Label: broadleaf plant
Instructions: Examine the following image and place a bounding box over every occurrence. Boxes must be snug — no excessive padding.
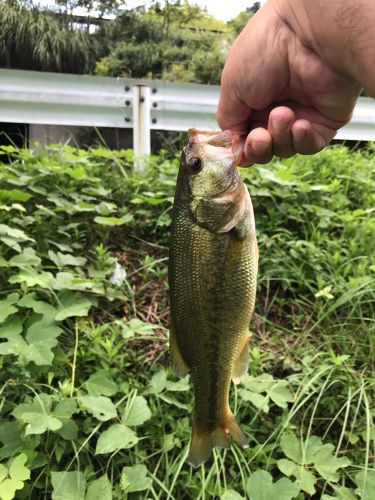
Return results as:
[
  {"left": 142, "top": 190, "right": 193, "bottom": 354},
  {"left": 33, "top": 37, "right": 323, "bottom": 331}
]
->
[{"left": 278, "top": 433, "right": 351, "bottom": 495}]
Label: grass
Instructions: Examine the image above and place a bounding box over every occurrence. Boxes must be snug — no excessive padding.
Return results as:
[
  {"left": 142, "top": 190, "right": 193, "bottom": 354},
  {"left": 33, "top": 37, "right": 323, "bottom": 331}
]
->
[{"left": 0, "top": 143, "right": 373, "bottom": 499}]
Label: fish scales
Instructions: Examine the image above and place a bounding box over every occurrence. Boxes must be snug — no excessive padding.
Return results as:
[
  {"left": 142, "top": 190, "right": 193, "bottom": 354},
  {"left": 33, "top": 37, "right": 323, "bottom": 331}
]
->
[{"left": 169, "top": 129, "right": 258, "bottom": 466}]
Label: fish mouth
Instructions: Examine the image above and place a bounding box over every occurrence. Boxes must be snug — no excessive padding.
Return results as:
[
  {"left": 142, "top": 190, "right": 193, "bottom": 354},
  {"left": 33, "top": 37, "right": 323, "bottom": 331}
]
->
[
  {"left": 188, "top": 129, "right": 233, "bottom": 148},
  {"left": 187, "top": 129, "right": 245, "bottom": 166}
]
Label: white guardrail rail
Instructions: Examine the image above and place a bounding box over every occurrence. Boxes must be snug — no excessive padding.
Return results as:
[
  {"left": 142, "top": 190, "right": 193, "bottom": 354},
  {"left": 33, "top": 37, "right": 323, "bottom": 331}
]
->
[{"left": 0, "top": 68, "right": 375, "bottom": 158}]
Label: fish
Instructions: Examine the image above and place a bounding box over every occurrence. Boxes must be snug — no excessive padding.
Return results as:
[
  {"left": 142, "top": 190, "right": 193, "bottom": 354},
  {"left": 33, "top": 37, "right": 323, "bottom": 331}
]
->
[{"left": 168, "top": 128, "right": 258, "bottom": 467}]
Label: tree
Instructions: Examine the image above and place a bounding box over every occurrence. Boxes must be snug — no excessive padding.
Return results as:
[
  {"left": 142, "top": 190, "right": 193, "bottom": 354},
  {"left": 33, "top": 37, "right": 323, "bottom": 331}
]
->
[
  {"left": 190, "top": 48, "right": 226, "bottom": 85},
  {"left": 56, "top": 0, "right": 121, "bottom": 18},
  {"left": 150, "top": 0, "right": 202, "bottom": 37},
  {"left": 227, "top": 9, "right": 254, "bottom": 36},
  {"left": 0, "top": 0, "right": 229, "bottom": 83},
  {"left": 0, "top": 1, "right": 93, "bottom": 73},
  {"left": 95, "top": 3, "right": 228, "bottom": 84}
]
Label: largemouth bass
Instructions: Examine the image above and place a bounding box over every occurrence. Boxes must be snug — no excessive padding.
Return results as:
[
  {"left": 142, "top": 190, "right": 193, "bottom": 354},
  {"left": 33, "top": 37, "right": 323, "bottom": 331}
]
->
[{"left": 168, "top": 129, "right": 258, "bottom": 467}]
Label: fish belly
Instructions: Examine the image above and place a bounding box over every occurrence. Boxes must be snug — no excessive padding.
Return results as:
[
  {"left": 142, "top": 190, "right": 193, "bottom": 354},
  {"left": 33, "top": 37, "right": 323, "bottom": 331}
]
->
[{"left": 169, "top": 201, "right": 257, "bottom": 466}]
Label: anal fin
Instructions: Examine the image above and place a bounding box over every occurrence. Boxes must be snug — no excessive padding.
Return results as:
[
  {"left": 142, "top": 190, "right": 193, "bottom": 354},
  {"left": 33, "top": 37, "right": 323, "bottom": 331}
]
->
[
  {"left": 169, "top": 320, "right": 189, "bottom": 378},
  {"left": 232, "top": 333, "right": 251, "bottom": 385}
]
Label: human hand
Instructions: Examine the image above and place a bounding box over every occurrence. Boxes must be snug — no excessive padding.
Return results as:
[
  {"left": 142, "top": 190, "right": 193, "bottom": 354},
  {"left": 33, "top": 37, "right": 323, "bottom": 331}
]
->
[{"left": 217, "top": 0, "right": 362, "bottom": 165}]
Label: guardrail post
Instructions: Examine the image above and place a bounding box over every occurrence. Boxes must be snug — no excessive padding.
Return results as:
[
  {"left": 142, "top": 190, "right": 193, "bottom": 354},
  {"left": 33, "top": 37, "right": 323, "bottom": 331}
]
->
[{"left": 133, "top": 85, "right": 151, "bottom": 170}]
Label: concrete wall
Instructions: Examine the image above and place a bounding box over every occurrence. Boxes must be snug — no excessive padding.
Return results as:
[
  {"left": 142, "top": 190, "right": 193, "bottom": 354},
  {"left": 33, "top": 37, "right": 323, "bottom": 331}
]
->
[
  {"left": 29, "top": 124, "right": 78, "bottom": 148},
  {"left": 28, "top": 124, "right": 133, "bottom": 150}
]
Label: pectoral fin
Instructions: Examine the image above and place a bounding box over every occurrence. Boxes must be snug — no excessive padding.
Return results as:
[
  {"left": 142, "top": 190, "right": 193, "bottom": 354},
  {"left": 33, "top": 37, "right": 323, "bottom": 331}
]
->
[
  {"left": 232, "top": 333, "right": 251, "bottom": 385},
  {"left": 169, "top": 321, "right": 189, "bottom": 378}
]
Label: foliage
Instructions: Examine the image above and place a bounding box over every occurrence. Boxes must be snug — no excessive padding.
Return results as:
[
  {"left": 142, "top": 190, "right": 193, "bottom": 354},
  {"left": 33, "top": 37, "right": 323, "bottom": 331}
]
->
[
  {"left": 96, "top": 7, "right": 226, "bottom": 83},
  {"left": 227, "top": 10, "right": 253, "bottom": 36},
  {"left": 0, "top": 1, "right": 93, "bottom": 73},
  {"left": 56, "top": 0, "right": 120, "bottom": 18},
  {"left": 95, "top": 7, "right": 227, "bottom": 83},
  {"left": 0, "top": 454, "right": 30, "bottom": 500},
  {"left": 1, "top": 0, "right": 243, "bottom": 83},
  {"left": 149, "top": 0, "right": 206, "bottom": 34},
  {"left": 0, "top": 143, "right": 374, "bottom": 498}
]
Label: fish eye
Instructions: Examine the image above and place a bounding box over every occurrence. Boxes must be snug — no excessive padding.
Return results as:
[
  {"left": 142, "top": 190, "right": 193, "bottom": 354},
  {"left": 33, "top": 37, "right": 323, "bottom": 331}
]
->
[{"left": 188, "top": 157, "right": 203, "bottom": 174}]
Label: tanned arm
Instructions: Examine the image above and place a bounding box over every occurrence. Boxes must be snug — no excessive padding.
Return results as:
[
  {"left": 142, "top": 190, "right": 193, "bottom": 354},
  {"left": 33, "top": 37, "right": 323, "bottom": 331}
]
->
[{"left": 217, "top": 0, "right": 374, "bottom": 164}]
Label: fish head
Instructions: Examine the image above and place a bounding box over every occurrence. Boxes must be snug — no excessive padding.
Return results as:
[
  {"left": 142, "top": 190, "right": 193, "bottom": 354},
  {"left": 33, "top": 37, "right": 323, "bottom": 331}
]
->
[
  {"left": 181, "top": 129, "right": 243, "bottom": 199},
  {"left": 177, "top": 129, "right": 249, "bottom": 234}
]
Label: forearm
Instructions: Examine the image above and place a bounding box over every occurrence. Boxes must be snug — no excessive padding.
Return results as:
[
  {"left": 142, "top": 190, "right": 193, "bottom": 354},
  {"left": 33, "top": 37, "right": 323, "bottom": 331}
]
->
[{"left": 273, "top": 0, "right": 375, "bottom": 97}]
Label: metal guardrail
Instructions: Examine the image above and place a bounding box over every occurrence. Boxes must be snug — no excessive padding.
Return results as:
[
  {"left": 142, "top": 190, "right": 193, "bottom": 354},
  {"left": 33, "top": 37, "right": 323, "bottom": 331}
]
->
[
  {"left": 0, "top": 69, "right": 128, "bottom": 128},
  {"left": 0, "top": 68, "right": 375, "bottom": 158}
]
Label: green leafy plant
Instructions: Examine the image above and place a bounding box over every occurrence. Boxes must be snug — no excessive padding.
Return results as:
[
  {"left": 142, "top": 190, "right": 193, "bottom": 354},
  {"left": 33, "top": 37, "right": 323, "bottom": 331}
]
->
[
  {"left": 278, "top": 433, "right": 351, "bottom": 495},
  {"left": 0, "top": 454, "right": 30, "bottom": 500},
  {"left": 0, "top": 143, "right": 373, "bottom": 498}
]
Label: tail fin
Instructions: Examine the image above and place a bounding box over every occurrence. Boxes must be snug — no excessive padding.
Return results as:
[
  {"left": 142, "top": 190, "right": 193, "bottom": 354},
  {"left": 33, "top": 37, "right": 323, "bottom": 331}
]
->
[{"left": 187, "top": 412, "right": 249, "bottom": 468}]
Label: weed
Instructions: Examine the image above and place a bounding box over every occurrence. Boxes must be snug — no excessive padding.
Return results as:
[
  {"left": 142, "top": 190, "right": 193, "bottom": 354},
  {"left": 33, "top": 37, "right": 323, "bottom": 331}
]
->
[{"left": 0, "top": 144, "right": 374, "bottom": 499}]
